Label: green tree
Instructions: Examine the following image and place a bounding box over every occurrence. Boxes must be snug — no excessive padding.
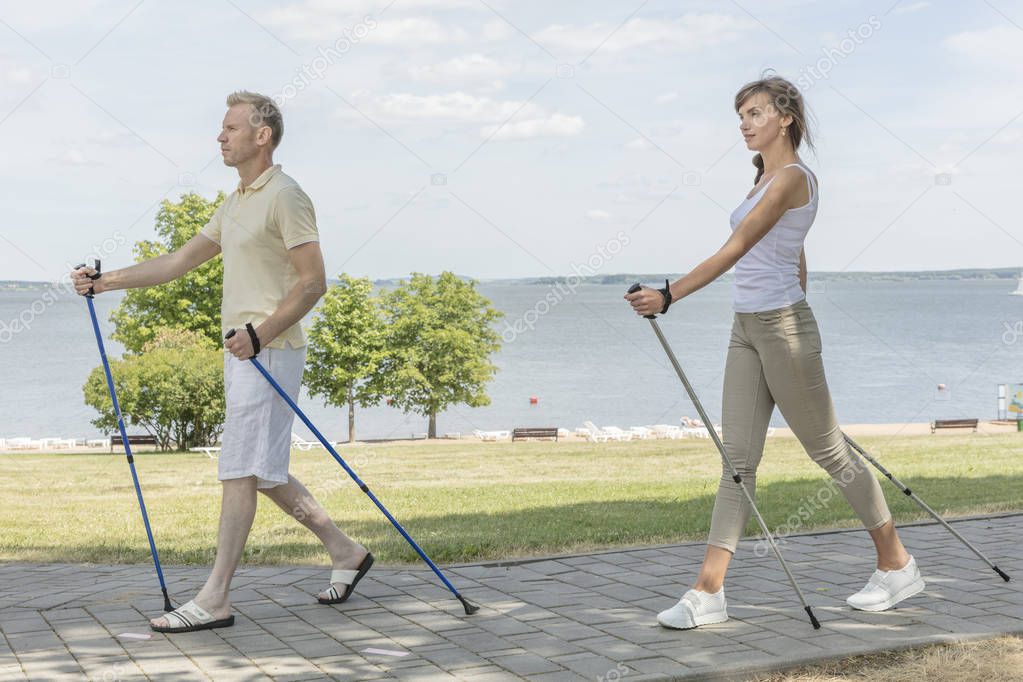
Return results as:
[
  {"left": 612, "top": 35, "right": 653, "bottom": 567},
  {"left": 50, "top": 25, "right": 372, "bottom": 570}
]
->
[
  {"left": 83, "top": 328, "right": 225, "bottom": 450},
  {"left": 304, "top": 275, "right": 386, "bottom": 443},
  {"left": 110, "top": 192, "right": 225, "bottom": 353},
  {"left": 374, "top": 272, "right": 503, "bottom": 438}
]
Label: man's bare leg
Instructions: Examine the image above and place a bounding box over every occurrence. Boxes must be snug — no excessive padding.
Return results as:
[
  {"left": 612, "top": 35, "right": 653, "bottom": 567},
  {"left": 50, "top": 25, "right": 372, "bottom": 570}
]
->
[
  {"left": 150, "top": 476, "right": 257, "bottom": 626},
  {"left": 260, "top": 474, "right": 368, "bottom": 599}
]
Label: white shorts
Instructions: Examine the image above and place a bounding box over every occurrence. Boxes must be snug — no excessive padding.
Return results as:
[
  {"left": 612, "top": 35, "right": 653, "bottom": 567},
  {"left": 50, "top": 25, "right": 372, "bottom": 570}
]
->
[{"left": 219, "top": 346, "right": 306, "bottom": 489}]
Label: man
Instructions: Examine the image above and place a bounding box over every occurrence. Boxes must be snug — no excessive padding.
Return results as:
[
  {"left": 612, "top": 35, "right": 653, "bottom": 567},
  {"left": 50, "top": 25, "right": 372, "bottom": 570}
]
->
[{"left": 73, "top": 91, "right": 373, "bottom": 633}]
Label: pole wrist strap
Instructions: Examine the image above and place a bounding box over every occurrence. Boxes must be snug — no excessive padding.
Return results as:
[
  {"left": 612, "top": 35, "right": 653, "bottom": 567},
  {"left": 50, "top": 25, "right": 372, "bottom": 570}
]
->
[
  {"left": 658, "top": 279, "right": 672, "bottom": 314},
  {"left": 245, "top": 323, "right": 261, "bottom": 357}
]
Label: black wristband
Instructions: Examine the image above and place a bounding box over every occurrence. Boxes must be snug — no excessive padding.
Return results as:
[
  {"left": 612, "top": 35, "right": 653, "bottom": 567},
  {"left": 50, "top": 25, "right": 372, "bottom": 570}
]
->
[
  {"left": 245, "top": 322, "right": 261, "bottom": 357},
  {"left": 657, "top": 278, "right": 672, "bottom": 314}
]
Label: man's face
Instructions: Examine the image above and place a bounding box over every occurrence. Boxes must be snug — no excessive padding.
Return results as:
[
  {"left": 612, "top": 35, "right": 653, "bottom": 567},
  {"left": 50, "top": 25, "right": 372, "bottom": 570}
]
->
[{"left": 217, "top": 104, "right": 265, "bottom": 167}]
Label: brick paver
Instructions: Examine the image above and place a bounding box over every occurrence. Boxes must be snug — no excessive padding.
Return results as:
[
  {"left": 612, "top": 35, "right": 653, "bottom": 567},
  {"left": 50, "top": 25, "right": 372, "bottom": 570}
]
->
[{"left": 0, "top": 513, "right": 1020, "bottom": 680}]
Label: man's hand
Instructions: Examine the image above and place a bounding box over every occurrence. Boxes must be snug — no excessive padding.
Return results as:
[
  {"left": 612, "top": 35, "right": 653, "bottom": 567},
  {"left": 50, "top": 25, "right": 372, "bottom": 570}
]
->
[
  {"left": 225, "top": 328, "right": 257, "bottom": 359},
  {"left": 72, "top": 265, "right": 104, "bottom": 296},
  {"left": 625, "top": 285, "right": 666, "bottom": 317}
]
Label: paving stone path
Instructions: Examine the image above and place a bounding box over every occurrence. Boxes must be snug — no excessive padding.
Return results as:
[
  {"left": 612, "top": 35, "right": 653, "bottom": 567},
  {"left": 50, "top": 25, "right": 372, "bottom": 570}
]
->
[{"left": 1, "top": 513, "right": 1020, "bottom": 680}]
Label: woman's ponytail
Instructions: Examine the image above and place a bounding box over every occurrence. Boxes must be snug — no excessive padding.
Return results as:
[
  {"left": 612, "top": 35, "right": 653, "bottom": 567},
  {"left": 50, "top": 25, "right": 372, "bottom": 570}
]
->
[{"left": 752, "top": 153, "right": 765, "bottom": 185}]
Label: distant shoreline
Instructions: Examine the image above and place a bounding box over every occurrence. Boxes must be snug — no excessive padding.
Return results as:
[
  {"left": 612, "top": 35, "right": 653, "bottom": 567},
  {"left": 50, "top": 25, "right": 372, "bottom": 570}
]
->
[{"left": 3, "top": 266, "right": 1022, "bottom": 290}]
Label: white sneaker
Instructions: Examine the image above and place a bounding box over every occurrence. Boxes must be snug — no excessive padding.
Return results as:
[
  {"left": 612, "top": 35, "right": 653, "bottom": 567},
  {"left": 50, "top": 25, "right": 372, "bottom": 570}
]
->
[
  {"left": 657, "top": 587, "right": 728, "bottom": 629},
  {"left": 846, "top": 555, "right": 925, "bottom": 612}
]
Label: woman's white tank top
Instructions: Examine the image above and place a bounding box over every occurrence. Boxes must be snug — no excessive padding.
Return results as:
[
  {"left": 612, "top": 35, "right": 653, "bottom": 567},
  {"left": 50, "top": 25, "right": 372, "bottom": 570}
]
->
[{"left": 728, "top": 161, "right": 818, "bottom": 313}]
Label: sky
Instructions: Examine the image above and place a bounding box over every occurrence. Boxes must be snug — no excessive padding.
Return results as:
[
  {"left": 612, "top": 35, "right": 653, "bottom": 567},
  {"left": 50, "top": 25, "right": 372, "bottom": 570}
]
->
[{"left": 1, "top": 0, "right": 1022, "bottom": 282}]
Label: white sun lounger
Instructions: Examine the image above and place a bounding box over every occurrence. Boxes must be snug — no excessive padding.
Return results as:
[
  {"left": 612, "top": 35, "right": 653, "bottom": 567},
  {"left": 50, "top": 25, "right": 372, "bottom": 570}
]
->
[
  {"left": 473, "top": 429, "right": 510, "bottom": 441},
  {"left": 650, "top": 424, "right": 683, "bottom": 439},
  {"left": 291, "top": 432, "right": 342, "bottom": 450},
  {"left": 602, "top": 426, "right": 633, "bottom": 441},
  {"left": 629, "top": 426, "right": 654, "bottom": 439},
  {"left": 291, "top": 432, "right": 319, "bottom": 450},
  {"left": 189, "top": 446, "right": 220, "bottom": 459},
  {"left": 582, "top": 421, "right": 611, "bottom": 443}
]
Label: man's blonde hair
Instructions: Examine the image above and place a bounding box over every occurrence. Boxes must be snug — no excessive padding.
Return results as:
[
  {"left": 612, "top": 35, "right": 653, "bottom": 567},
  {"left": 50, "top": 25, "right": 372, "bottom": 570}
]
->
[{"left": 227, "top": 91, "right": 283, "bottom": 149}]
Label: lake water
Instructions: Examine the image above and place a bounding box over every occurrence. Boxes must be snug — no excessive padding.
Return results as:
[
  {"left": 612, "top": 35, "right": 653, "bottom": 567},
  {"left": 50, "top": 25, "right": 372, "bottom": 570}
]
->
[{"left": 1, "top": 279, "right": 1021, "bottom": 441}]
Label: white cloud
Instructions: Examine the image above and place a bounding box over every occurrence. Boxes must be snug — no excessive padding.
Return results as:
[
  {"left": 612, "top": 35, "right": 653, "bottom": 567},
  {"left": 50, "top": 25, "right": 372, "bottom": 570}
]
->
[
  {"left": 944, "top": 25, "right": 1023, "bottom": 68},
  {"left": 624, "top": 138, "right": 653, "bottom": 151},
  {"left": 261, "top": 1, "right": 480, "bottom": 43},
  {"left": 892, "top": 1, "right": 930, "bottom": 14},
  {"left": 337, "top": 89, "right": 584, "bottom": 139},
  {"left": 89, "top": 129, "right": 144, "bottom": 148},
  {"left": 482, "top": 19, "right": 514, "bottom": 41},
  {"left": 0, "top": 54, "right": 39, "bottom": 85},
  {"left": 365, "top": 17, "right": 469, "bottom": 45},
  {"left": 343, "top": 90, "right": 542, "bottom": 123},
  {"left": 655, "top": 91, "right": 679, "bottom": 104},
  {"left": 481, "top": 113, "right": 585, "bottom": 140},
  {"left": 0, "top": 1, "right": 110, "bottom": 30},
  {"left": 536, "top": 14, "right": 749, "bottom": 54},
  {"left": 586, "top": 209, "right": 611, "bottom": 221},
  {"left": 407, "top": 54, "right": 513, "bottom": 83},
  {"left": 599, "top": 173, "right": 681, "bottom": 205},
  {"left": 53, "top": 149, "right": 97, "bottom": 167}
]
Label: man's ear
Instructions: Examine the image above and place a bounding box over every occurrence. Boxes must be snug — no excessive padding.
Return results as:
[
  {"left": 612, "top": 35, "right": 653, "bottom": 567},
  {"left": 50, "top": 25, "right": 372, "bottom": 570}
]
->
[{"left": 256, "top": 125, "right": 273, "bottom": 148}]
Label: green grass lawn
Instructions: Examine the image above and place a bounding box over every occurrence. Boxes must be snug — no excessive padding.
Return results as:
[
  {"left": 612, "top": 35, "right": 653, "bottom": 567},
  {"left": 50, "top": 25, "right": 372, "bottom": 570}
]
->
[{"left": 1, "top": 433, "right": 1020, "bottom": 567}]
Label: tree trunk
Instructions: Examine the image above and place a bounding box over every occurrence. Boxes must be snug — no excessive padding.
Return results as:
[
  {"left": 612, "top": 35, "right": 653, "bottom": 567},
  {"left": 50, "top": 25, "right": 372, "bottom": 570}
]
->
[
  {"left": 428, "top": 411, "right": 437, "bottom": 439},
  {"left": 348, "top": 385, "right": 356, "bottom": 443}
]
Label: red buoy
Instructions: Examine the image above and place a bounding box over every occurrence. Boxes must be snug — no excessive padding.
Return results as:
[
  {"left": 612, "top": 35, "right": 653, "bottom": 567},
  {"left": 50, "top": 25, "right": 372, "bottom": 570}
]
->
[{"left": 529, "top": 396, "right": 538, "bottom": 404}]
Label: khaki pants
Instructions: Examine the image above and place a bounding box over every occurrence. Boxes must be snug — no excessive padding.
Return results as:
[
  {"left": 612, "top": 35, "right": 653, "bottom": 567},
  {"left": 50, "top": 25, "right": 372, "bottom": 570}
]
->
[{"left": 707, "top": 298, "right": 891, "bottom": 552}]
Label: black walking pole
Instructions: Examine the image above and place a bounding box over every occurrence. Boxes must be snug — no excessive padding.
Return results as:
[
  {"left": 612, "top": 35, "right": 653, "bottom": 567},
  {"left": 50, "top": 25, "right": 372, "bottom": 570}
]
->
[
  {"left": 225, "top": 329, "right": 479, "bottom": 615},
  {"left": 77, "top": 260, "right": 173, "bottom": 613},
  {"left": 843, "top": 433, "right": 1010, "bottom": 582},
  {"left": 627, "top": 283, "right": 820, "bottom": 629}
]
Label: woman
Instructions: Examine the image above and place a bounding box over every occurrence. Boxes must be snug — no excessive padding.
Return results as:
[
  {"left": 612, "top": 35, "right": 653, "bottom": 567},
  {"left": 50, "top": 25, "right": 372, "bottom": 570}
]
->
[{"left": 625, "top": 75, "right": 925, "bottom": 630}]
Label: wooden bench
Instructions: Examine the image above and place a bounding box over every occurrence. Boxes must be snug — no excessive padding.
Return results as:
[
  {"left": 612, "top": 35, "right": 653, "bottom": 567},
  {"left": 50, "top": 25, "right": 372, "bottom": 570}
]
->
[
  {"left": 512, "top": 427, "right": 558, "bottom": 442},
  {"left": 930, "top": 418, "right": 978, "bottom": 434},
  {"left": 110, "top": 434, "right": 159, "bottom": 452}
]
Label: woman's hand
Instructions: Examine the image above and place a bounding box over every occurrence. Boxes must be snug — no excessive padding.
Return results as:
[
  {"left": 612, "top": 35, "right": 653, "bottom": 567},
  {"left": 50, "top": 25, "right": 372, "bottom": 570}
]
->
[{"left": 624, "top": 285, "right": 667, "bottom": 317}]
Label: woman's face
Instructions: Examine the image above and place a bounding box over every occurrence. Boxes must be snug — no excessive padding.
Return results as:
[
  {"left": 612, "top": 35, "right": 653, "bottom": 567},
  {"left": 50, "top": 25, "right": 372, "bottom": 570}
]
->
[{"left": 738, "top": 92, "right": 789, "bottom": 152}]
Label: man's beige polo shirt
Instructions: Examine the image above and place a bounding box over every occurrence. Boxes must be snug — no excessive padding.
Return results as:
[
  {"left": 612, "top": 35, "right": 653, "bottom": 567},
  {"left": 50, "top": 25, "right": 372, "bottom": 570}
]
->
[{"left": 200, "top": 164, "right": 319, "bottom": 349}]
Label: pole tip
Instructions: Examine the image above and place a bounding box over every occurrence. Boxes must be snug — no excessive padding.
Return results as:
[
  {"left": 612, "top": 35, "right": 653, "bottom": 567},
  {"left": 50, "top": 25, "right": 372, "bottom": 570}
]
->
[
  {"left": 994, "top": 566, "right": 1011, "bottom": 582},
  {"left": 805, "top": 606, "right": 821, "bottom": 630},
  {"left": 458, "top": 596, "right": 480, "bottom": 615}
]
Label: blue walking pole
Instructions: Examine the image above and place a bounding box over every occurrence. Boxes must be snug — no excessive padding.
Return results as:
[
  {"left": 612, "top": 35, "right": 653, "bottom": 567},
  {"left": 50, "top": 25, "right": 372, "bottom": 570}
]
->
[
  {"left": 77, "top": 260, "right": 173, "bottom": 613},
  {"left": 225, "top": 328, "right": 479, "bottom": 615}
]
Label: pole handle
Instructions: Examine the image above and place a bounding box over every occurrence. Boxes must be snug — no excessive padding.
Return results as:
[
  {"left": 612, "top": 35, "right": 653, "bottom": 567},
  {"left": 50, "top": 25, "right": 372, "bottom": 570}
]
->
[
  {"left": 225, "top": 327, "right": 259, "bottom": 359},
  {"left": 74, "top": 259, "right": 102, "bottom": 298},
  {"left": 626, "top": 282, "right": 656, "bottom": 319}
]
